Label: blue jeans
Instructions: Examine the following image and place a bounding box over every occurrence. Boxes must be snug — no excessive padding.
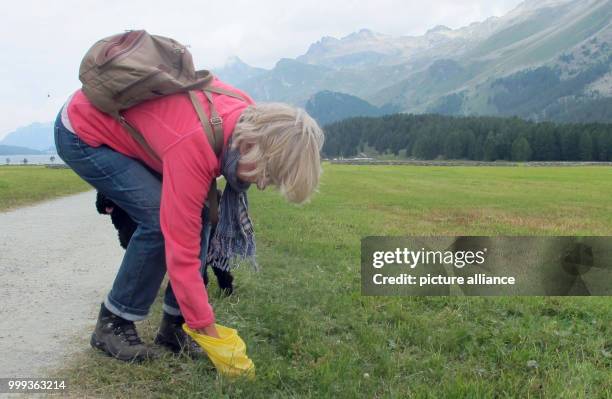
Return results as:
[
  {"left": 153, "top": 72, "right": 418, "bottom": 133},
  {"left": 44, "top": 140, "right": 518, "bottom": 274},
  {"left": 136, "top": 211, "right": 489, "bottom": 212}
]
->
[{"left": 54, "top": 112, "right": 211, "bottom": 321}]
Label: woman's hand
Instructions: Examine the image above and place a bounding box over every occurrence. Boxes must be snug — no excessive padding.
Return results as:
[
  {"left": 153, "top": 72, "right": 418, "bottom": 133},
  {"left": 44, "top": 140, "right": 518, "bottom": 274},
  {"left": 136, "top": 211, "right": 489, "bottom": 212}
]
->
[{"left": 195, "top": 324, "right": 220, "bottom": 338}]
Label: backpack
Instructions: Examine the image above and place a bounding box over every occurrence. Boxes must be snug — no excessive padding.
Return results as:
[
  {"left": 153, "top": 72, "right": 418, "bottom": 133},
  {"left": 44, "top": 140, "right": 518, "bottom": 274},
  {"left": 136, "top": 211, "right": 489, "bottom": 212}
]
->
[{"left": 79, "top": 30, "right": 246, "bottom": 223}]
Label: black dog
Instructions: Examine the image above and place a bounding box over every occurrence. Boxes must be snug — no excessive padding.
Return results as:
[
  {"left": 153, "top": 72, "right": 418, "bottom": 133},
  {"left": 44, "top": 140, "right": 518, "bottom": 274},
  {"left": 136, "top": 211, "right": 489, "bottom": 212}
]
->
[{"left": 95, "top": 191, "right": 234, "bottom": 295}]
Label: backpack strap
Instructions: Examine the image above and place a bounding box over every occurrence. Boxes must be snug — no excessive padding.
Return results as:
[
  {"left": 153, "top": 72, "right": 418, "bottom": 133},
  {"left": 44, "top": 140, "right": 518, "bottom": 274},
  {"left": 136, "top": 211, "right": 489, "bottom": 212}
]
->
[
  {"left": 187, "top": 91, "right": 223, "bottom": 156},
  {"left": 115, "top": 114, "right": 162, "bottom": 164},
  {"left": 205, "top": 86, "right": 248, "bottom": 102},
  {"left": 187, "top": 90, "right": 226, "bottom": 225},
  {"left": 186, "top": 85, "right": 248, "bottom": 225}
]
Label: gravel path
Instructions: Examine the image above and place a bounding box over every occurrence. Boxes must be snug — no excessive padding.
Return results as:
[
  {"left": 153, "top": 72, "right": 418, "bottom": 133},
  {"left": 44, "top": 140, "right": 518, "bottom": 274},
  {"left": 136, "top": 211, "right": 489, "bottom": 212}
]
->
[{"left": 0, "top": 190, "right": 123, "bottom": 378}]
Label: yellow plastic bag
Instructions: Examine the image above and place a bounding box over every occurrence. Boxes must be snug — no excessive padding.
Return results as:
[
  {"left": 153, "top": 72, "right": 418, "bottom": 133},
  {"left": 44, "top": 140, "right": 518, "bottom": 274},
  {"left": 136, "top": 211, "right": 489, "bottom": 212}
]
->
[{"left": 183, "top": 324, "right": 255, "bottom": 379}]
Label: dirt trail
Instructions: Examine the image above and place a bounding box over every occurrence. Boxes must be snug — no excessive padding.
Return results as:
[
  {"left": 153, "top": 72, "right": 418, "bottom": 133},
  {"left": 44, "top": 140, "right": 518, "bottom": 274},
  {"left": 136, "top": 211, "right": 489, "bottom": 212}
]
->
[{"left": 0, "top": 190, "right": 123, "bottom": 378}]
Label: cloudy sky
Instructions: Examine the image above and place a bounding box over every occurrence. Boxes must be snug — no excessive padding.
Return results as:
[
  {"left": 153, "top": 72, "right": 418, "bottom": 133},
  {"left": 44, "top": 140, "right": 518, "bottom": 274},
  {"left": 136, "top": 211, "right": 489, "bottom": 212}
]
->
[{"left": 0, "top": 0, "right": 524, "bottom": 140}]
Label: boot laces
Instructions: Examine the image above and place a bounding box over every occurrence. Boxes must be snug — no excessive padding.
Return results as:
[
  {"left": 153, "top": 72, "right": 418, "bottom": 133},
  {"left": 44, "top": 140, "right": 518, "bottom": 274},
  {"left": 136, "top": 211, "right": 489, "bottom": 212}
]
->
[{"left": 114, "top": 323, "right": 143, "bottom": 346}]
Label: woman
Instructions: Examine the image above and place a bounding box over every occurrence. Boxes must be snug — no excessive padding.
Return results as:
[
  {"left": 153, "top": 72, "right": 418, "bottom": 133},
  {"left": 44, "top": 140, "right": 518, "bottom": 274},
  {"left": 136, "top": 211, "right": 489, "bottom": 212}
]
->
[{"left": 54, "top": 77, "right": 324, "bottom": 362}]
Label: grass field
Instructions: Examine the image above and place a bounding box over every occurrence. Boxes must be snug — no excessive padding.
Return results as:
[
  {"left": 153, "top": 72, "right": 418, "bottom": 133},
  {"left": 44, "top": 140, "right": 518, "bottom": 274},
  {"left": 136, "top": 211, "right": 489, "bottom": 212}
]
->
[
  {"left": 36, "top": 164, "right": 612, "bottom": 397},
  {"left": 0, "top": 166, "right": 91, "bottom": 212}
]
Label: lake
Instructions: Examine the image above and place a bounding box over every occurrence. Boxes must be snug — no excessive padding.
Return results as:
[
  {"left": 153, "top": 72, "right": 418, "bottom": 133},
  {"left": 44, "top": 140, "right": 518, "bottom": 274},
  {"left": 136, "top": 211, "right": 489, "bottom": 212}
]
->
[{"left": 2, "top": 154, "right": 65, "bottom": 165}]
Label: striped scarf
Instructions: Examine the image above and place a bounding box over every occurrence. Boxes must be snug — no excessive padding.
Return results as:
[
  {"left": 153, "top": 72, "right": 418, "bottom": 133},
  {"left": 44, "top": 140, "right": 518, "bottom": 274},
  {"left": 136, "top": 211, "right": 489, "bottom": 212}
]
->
[{"left": 206, "top": 141, "right": 258, "bottom": 271}]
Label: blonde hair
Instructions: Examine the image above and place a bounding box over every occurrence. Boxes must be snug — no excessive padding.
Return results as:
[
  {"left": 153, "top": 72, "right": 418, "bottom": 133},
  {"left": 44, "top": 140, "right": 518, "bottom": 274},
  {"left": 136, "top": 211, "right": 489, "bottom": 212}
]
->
[{"left": 232, "top": 103, "right": 324, "bottom": 203}]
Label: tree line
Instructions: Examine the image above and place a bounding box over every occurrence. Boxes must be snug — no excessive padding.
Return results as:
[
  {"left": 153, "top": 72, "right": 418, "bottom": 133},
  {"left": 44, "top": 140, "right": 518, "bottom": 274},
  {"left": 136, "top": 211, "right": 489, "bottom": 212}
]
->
[{"left": 322, "top": 114, "right": 612, "bottom": 161}]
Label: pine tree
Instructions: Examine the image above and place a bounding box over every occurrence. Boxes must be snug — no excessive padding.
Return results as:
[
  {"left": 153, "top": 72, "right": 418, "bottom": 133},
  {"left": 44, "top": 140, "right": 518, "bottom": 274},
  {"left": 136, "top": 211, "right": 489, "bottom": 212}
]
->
[
  {"left": 444, "top": 132, "right": 463, "bottom": 159},
  {"left": 578, "top": 132, "right": 593, "bottom": 161},
  {"left": 483, "top": 132, "right": 498, "bottom": 161},
  {"left": 511, "top": 137, "right": 532, "bottom": 161}
]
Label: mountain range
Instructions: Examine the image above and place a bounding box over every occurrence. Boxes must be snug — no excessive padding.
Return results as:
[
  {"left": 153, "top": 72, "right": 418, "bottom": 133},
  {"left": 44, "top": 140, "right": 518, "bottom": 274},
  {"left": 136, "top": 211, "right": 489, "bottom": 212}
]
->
[
  {"left": 0, "top": 144, "right": 44, "bottom": 156},
  {"left": 214, "top": 0, "right": 611, "bottom": 124},
  {"left": 3, "top": 0, "right": 610, "bottom": 151},
  {"left": 304, "top": 91, "right": 399, "bottom": 126},
  {"left": 0, "top": 122, "right": 55, "bottom": 154}
]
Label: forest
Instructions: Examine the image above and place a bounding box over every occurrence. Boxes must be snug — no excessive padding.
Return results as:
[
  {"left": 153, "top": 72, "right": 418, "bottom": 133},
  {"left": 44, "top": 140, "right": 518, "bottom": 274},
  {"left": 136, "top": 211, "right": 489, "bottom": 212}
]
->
[{"left": 322, "top": 113, "right": 612, "bottom": 161}]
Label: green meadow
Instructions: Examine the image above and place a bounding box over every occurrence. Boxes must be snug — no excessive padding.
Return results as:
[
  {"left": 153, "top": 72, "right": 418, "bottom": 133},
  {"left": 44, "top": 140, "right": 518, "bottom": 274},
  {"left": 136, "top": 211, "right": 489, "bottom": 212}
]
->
[
  {"left": 19, "top": 164, "right": 612, "bottom": 397},
  {"left": 0, "top": 166, "right": 90, "bottom": 211}
]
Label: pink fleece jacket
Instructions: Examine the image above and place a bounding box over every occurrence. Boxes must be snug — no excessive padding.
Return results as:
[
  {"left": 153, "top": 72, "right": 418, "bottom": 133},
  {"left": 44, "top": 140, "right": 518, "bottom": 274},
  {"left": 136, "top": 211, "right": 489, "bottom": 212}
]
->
[{"left": 66, "top": 78, "right": 254, "bottom": 329}]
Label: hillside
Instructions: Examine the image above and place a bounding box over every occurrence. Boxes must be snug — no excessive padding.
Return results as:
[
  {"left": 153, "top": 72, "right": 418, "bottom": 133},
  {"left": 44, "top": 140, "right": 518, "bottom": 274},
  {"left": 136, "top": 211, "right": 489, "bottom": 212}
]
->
[
  {"left": 212, "top": 56, "right": 267, "bottom": 86},
  {"left": 217, "top": 0, "right": 611, "bottom": 123},
  {"left": 0, "top": 122, "right": 55, "bottom": 152},
  {"left": 0, "top": 145, "right": 42, "bottom": 155},
  {"left": 305, "top": 91, "right": 398, "bottom": 125}
]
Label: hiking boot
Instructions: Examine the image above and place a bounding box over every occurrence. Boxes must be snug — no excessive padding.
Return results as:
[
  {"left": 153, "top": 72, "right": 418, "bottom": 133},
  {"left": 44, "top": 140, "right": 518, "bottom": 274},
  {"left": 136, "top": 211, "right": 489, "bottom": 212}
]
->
[
  {"left": 154, "top": 312, "right": 203, "bottom": 357},
  {"left": 90, "top": 303, "right": 158, "bottom": 362}
]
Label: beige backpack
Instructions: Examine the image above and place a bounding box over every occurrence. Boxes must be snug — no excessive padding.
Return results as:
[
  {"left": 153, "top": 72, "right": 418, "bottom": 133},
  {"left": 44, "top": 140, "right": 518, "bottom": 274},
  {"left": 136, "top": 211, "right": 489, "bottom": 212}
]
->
[{"left": 79, "top": 30, "right": 246, "bottom": 223}]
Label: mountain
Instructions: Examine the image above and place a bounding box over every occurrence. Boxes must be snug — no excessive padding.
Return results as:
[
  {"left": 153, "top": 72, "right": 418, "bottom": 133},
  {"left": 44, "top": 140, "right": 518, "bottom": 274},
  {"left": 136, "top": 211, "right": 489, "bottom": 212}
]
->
[
  {"left": 0, "top": 122, "right": 55, "bottom": 152},
  {"left": 401, "top": 0, "right": 612, "bottom": 121},
  {"left": 213, "top": 56, "right": 267, "bottom": 86},
  {"left": 295, "top": 23, "right": 499, "bottom": 69},
  {"left": 9, "top": 0, "right": 611, "bottom": 132},
  {"left": 305, "top": 91, "right": 399, "bottom": 125},
  {"left": 231, "top": 0, "right": 611, "bottom": 123},
  {"left": 0, "top": 145, "right": 43, "bottom": 155}
]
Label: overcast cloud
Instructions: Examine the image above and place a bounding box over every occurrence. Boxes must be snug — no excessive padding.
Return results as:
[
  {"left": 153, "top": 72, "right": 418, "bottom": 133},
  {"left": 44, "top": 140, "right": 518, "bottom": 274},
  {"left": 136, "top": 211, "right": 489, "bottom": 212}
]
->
[{"left": 0, "top": 0, "right": 523, "bottom": 139}]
